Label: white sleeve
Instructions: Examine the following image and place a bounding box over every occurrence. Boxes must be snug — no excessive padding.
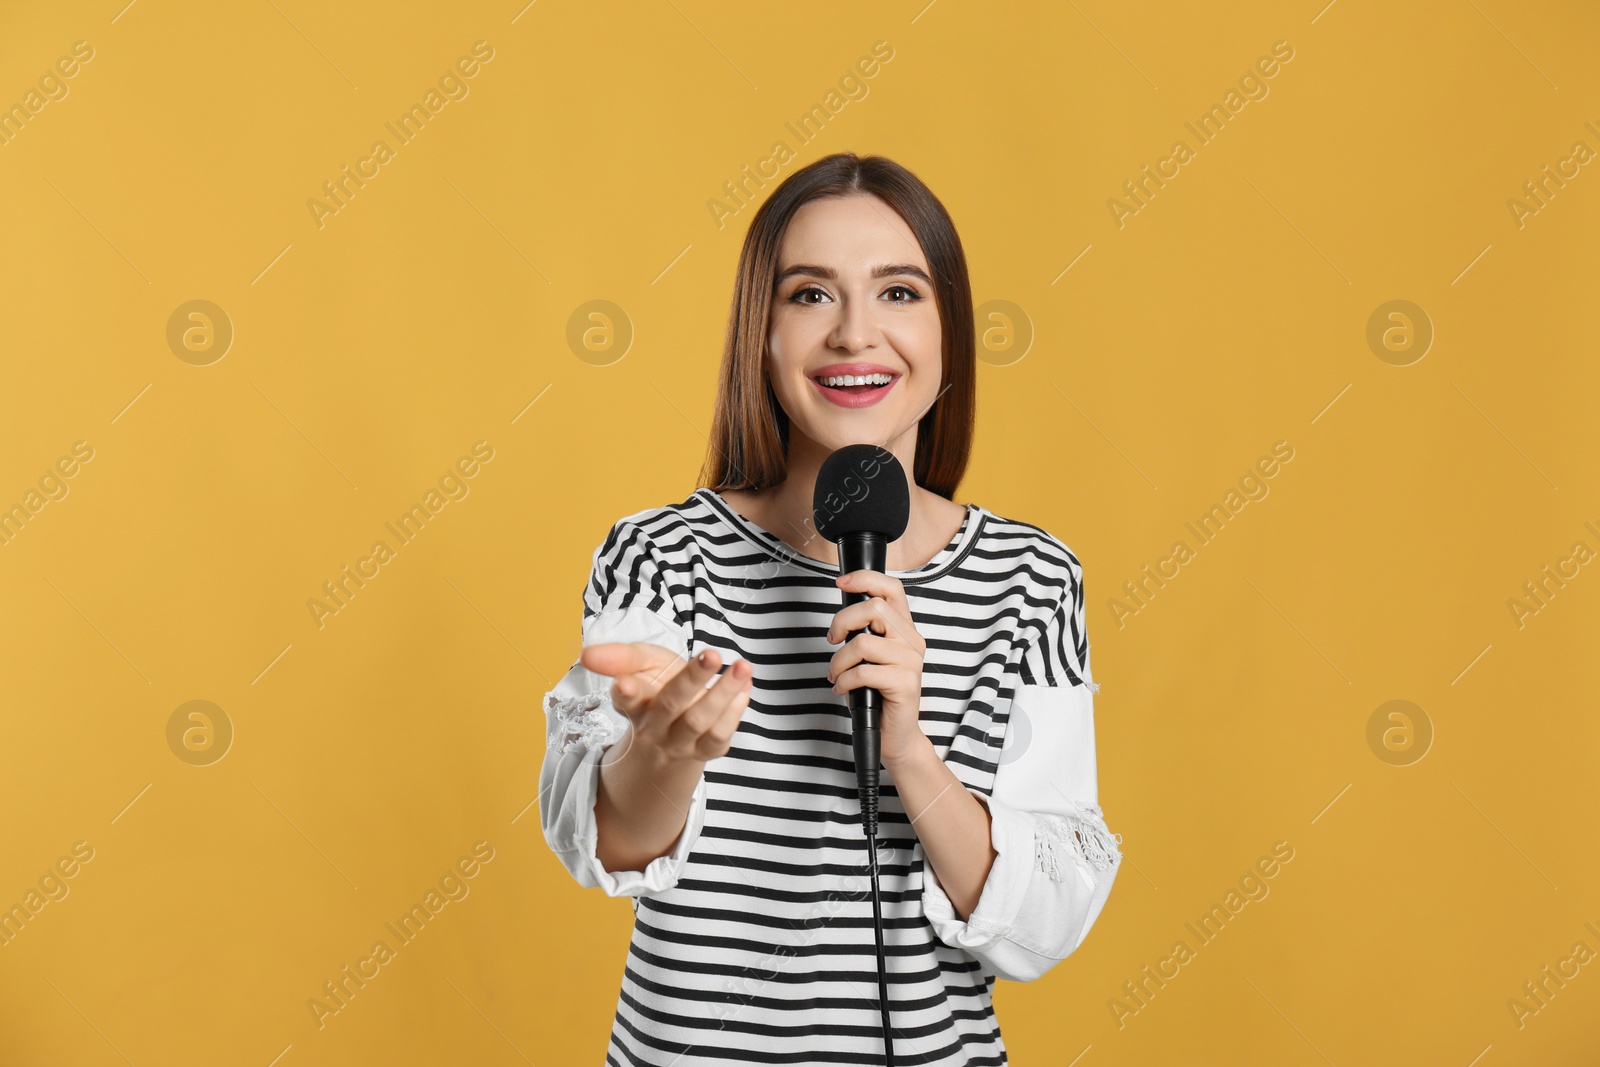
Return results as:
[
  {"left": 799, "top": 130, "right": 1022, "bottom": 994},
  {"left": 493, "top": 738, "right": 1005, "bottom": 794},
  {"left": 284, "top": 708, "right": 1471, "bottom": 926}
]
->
[
  {"left": 538, "top": 520, "right": 708, "bottom": 898},
  {"left": 921, "top": 553, "right": 1122, "bottom": 982}
]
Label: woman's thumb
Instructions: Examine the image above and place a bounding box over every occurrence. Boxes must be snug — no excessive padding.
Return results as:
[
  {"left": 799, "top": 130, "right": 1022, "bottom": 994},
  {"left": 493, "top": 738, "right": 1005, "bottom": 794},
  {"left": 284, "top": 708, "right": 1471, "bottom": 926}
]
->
[{"left": 580, "top": 641, "right": 680, "bottom": 679}]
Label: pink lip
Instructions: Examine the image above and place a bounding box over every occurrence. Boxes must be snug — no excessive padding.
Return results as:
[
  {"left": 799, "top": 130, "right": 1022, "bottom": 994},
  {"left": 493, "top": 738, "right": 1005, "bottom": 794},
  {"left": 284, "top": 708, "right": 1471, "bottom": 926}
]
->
[{"left": 808, "top": 363, "right": 901, "bottom": 409}]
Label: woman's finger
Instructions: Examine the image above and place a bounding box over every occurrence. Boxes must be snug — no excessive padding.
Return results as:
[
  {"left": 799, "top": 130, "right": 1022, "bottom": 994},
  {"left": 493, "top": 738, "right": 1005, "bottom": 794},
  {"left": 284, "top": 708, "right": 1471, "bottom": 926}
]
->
[
  {"left": 699, "top": 679, "right": 752, "bottom": 756},
  {"left": 831, "top": 660, "right": 902, "bottom": 697},
  {"left": 633, "top": 647, "right": 725, "bottom": 743},
  {"left": 694, "top": 683, "right": 753, "bottom": 760},
  {"left": 581, "top": 641, "right": 684, "bottom": 680},
  {"left": 837, "top": 570, "right": 913, "bottom": 620},
  {"left": 665, "top": 657, "right": 752, "bottom": 755},
  {"left": 825, "top": 597, "right": 912, "bottom": 646},
  {"left": 840, "top": 570, "right": 915, "bottom": 629},
  {"left": 826, "top": 632, "right": 911, "bottom": 685},
  {"left": 591, "top": 644, "right": 693, "bottom": 718}
]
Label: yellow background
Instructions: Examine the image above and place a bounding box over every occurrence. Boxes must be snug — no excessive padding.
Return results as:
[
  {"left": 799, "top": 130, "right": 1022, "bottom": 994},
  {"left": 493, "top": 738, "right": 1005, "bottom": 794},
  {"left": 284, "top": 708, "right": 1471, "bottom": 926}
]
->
[{"left": 1, "top": 0, "right": 1597, "bottom": 1063}]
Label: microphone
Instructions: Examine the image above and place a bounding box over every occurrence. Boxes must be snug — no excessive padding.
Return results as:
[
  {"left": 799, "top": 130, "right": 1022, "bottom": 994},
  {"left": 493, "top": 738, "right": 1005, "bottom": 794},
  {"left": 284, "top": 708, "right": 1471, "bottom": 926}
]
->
[
  {"left": 812, "top": 443, "right": 910, "bottom": 841},
  {"left": 814, "top": 443, "right": 910, "bottom": 1065}
]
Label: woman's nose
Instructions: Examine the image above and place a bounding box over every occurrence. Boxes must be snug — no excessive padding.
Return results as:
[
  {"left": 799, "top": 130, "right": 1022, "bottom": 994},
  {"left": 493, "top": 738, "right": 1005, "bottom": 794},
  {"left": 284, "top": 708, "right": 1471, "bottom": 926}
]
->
[{"left": 829, "top": 295, "right": 880, "bottom": 352}]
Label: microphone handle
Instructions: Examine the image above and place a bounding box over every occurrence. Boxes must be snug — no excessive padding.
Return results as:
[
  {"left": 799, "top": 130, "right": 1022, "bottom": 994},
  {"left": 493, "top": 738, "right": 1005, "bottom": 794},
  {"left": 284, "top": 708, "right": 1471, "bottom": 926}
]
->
[{"left": 838, "top": 532, "right": 886, "bottom": 836}]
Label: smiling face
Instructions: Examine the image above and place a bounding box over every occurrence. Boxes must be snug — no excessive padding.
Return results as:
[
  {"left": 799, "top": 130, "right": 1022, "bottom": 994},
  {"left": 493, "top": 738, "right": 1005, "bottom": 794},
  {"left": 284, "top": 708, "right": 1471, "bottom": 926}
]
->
[{"left": 765, "top": 193, "right": 943, "bottom": 465}]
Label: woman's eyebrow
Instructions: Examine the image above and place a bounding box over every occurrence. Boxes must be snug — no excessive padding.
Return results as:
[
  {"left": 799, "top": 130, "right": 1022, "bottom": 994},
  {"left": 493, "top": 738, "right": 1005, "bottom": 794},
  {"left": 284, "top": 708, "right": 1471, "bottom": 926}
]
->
[{"left": 775, "top": 263, "right": 933, "bottom": 285}]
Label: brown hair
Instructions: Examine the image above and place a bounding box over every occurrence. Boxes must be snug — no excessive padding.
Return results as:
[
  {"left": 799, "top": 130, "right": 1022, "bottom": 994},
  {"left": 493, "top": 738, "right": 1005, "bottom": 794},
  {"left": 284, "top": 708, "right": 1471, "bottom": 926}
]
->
[{"left": 698, "top": 153, "right": 975, "bottom": 500}]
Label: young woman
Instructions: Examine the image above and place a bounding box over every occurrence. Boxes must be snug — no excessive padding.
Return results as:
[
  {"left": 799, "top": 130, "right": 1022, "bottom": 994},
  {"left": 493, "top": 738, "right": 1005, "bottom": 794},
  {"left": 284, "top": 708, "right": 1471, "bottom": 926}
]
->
[{"left": 540, "top": 153, "right": 1121, "bottom": 1065}]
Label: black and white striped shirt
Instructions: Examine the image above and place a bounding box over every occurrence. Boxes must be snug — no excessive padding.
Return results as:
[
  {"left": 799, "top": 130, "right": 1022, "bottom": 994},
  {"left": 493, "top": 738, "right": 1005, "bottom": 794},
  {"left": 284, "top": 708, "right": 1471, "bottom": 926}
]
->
[{"left": 540, "top": 487, "right": 1121, "bottom": 1065}]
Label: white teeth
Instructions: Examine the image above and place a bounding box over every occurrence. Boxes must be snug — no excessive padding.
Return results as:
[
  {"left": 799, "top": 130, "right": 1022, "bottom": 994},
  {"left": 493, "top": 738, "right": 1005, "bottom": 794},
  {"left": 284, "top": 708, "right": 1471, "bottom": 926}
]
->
[{"left": 818, "top": 373, "right": 894, "bottom": 387}]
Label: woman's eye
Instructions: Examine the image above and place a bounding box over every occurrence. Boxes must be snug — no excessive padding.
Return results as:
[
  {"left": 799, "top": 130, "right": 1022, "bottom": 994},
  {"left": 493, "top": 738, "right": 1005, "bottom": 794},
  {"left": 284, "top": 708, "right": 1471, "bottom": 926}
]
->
[{"left": 787, "top": 283, "right": 921, "bottom": 304}]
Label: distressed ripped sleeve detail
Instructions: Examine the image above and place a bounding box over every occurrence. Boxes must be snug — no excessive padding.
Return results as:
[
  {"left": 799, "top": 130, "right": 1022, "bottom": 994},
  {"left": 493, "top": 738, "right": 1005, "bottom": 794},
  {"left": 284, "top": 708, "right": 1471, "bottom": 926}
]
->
[
  {"left": 547, "top": 689, "right": 627, "bottom": 755},
  {"left": 921, "top": 670, "right": 1120, "bottom": 983},
  {"left": 922, "top": 788, "right": 1122, "bottom": 983},
  {"left": 1034, "top": 802, "right": 1122, "bottom": 882}
]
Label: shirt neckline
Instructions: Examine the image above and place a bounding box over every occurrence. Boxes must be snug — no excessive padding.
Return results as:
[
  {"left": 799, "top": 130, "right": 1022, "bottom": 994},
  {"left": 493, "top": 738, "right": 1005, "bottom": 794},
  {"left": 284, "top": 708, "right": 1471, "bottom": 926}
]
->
[{"left": 695, "top": 487, "right": 985, "bottom": 585}]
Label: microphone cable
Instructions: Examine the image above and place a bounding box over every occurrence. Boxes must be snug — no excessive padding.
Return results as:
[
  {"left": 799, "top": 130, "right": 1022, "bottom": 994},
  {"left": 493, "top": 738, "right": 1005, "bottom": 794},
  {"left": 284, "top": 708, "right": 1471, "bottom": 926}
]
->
[{"left": 858, "top": 762, "right": 895, "bottom": 1066}]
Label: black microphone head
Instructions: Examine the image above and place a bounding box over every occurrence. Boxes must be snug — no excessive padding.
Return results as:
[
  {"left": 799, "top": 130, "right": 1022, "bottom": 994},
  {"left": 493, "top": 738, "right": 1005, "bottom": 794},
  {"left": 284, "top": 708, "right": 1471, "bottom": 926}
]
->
[{"left": 812, "top": 444, "right": 911, "bottom": 542}]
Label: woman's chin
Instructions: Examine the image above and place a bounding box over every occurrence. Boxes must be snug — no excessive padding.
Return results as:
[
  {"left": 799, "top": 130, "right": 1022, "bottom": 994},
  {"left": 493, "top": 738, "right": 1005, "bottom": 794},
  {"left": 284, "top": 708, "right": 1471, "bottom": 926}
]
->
[{"left": 799, "top": 416, "right": 910, "bottom": 454}]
